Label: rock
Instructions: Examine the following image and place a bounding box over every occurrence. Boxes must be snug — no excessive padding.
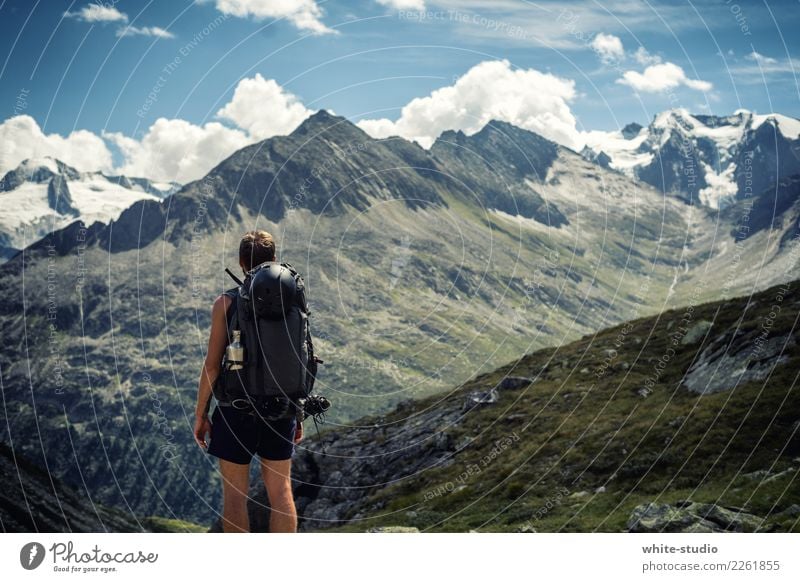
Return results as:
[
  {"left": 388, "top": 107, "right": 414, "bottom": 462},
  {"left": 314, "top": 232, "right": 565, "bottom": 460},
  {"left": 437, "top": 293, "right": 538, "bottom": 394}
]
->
[
  {"left": 627, "top": 501, "right": 764, "bottom": 533},
  {"left": 464, "top": 388, "right": 499, "bottom": 409},
  {"left": 776, "top": 504, "right": 800, "bottom": 519},
  {"left": 570, "top": 490, "right": 590, "bottom": 499},
  {"left": 47, "top": 174, "right": 79, "bottom": 216},
  {"left": 367, "top": 526, "right": 420, "bottom": 533},
  {"left": 628, "top": 503, "right": 701, "bottom": 532},
  {"left": 683, "top": 332, "right": 794, "bottom": 394},
  {"left": 621, "top": 122, "right": 643, "bottom": 139},
  {"left": 498, "top": 376, "right": 534, "bottom": 390},
  {"left": 516, "top": 524, "right": 538, "bottom": 533},
  {"left": 668, "top": 416, "right": 686, "bottom": 427},
  {"left": 763, "top": 467, "right": 796, "bottom": 483},
  {"left": 681, "top": 320, "right": 713, "bottom": 345},
  {"left": 595, "top": 486, "right": 606, "bottom": 494},
  {"left": 741, "top": 469, "right": 771, "bottom": 481}
]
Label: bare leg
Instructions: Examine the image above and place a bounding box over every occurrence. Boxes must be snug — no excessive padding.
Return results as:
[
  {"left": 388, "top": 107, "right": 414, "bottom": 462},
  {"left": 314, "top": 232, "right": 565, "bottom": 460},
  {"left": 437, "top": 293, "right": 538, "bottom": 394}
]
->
[
  {"left": 260, "top": 458, "right": 297, "bottom": 533},
  {"left": 219, "top": 458, "right": 251, "bottom": 532}
]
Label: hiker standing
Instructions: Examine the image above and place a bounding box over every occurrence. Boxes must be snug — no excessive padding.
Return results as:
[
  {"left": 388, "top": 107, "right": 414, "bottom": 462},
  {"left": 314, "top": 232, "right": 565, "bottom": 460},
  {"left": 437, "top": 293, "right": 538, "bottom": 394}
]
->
[{"left": 193, "top": 230, "right": 324, "bottom": 533}]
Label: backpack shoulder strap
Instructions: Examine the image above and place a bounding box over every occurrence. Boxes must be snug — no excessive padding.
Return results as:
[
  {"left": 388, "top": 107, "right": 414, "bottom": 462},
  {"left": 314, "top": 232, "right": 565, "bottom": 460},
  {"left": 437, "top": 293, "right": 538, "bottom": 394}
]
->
[
  {"left": 280, "top": 262, "right": 309, "bottom": 314},
  {"left": 222, "top": 287, "right": 239, "bottom": 331}
]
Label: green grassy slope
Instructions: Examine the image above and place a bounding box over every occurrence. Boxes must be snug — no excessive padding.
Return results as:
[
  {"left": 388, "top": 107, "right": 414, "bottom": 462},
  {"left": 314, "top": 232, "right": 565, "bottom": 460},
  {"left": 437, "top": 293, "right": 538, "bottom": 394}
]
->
[{"left": 289, "top": 278, "right": 799, "bottom": 532}]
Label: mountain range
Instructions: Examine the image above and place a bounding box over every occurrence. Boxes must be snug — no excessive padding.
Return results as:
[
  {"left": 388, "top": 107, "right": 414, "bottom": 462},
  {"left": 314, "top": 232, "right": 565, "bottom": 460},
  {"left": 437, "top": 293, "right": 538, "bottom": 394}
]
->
[
  {"left": 583, "top": 109, "right": 800, "bottom": 208},
  {"left": 0, "top": 156, "right": 179, "bottom": 261},
  {"left": 0, "top": 108, "right": 798, "bottom": 526}
]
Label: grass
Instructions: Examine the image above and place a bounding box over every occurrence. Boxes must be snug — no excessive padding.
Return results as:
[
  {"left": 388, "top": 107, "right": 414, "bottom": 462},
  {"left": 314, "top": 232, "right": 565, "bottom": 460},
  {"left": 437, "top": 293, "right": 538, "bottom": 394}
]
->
[{"left": 315, "top": 279, "right": 800, "bottom": 532}]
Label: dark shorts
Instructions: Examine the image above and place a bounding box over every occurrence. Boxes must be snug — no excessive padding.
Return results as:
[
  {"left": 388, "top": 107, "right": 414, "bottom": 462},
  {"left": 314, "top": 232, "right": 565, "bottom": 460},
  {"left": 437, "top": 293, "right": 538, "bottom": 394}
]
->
[{"left": 206, "top": 405, "right": 297, "bottom": 465}]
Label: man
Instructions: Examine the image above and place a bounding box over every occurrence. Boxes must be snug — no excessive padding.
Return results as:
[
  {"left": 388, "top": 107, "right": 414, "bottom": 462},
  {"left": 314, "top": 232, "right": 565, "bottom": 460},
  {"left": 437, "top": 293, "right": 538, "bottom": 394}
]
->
[{"left": 193, "top": 230, "right": 303, "bottom": 533}]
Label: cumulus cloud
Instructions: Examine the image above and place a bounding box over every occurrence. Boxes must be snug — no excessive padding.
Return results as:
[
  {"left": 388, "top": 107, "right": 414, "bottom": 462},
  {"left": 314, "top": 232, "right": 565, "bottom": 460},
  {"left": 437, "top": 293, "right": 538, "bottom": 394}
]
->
[
  {"left": 591, "top": 33, "right": 624, "bottom": 64},
  {"left": 116, "top": 25, "right": 175, "bottom": 38},
  {"left": 633, "top": 46, "right": 661, "bottom": 66},
  {"left": 0, "top": 115, "right": 113, "bottom": 175},
  {"left": 0, "top": 74, "right": 317, "bottom": 183},
  {"left": 216, "top": 73, "right": 313, "bottom": 140},
  {"left": 64, "top": 4, "right": 128, "bottom": 23},
  {"left": 376, "top": 0, "right": 426, "bottom": 9},
  {"left": 357, "top": 59, "right": 581, "bottom": 149},
  {"left": 103, "top": 74, "right": 313, "bottom": 182},
  {"left": 617, "top": 62, "right": 712, "bottom": 93},
  {"left": 588, "top": 33, "right": 662, "bottom": 68},
  {"left": 104, "top": 119, "right": 251, "bottom": 183},
  {"left": 215, "top": 0, "right": 335, "bottom": 34}
]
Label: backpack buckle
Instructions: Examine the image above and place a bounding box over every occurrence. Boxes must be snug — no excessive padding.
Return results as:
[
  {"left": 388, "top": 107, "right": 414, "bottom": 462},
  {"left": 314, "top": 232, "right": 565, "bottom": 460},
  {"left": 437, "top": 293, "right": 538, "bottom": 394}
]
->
[{"left": 231, "top": 398, "right": 252, "bottom": 410}]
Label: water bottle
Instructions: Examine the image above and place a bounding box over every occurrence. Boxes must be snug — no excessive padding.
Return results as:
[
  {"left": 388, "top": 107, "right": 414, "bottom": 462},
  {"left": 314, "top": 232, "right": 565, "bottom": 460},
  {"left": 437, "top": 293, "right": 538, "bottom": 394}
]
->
[{"left": 226, "top": 330, "right": 245, "bottom": 370}]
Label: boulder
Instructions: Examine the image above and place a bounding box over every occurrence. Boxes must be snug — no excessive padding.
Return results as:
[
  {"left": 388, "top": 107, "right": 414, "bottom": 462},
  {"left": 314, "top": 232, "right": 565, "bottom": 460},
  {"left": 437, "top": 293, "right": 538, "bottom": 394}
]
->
[
  {"left": 367, "top": 526, "right": 420, "bottom": 533},
  {"left": 464, "top": 388, "right": 499, "bottom": 409},
  {"left": 683, "top": 332, "right": 794, "bottom": 394},
  {"left": 498, "top": 376, "right": 534, "bottom": 390},
  {"left": 680, "top": 320, "right": 713, "bottom": 345},
  {"left": 627, "top": 501, "right": 764, "bottom": 533}
]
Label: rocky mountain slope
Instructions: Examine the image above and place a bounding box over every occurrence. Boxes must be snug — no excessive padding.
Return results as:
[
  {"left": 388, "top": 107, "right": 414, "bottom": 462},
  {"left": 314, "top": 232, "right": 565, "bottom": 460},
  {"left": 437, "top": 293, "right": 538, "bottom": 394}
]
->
[
  {"left": 0, "top": 110, "right": 797, "bottom": 526},
  {"left": 0, "top": 156, "right": 179, "bottom": 261},
  {"left": 249, "top": 277, "right": 798, "bottom": 533},
  {"left": 0, "top": 440, "right": 203, "bottom": 532},
  {"left": 583, "top": 109, "right": 800, "bottom": 208}
]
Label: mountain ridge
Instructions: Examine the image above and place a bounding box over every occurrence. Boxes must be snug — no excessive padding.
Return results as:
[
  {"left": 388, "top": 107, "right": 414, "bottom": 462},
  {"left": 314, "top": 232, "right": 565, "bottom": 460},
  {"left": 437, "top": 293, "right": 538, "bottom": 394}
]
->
[{"left": 1, "top": 106, "right": 798, "bottom": 525}]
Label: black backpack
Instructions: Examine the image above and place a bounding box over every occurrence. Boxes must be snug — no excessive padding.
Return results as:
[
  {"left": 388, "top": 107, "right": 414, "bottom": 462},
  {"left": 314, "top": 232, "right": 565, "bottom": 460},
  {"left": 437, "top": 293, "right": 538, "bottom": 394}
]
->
[{"left": 213, "top": 262, "right": 321, "bottom": 408}]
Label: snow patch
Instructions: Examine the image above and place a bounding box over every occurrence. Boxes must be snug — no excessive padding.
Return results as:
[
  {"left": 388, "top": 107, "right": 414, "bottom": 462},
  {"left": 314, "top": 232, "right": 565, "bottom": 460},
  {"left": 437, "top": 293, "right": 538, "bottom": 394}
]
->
[
  {"left": 490, "top": 208, "right": 559, "bottom": 233},
  {"left": 68, "top": 177, "right": 158, "bottom": 222},
  {"left": 698, "top": 162, "right": 738, "bottom": 208},
  {"left": 581, "top": 129, "right": 653, "bottom": 174}
]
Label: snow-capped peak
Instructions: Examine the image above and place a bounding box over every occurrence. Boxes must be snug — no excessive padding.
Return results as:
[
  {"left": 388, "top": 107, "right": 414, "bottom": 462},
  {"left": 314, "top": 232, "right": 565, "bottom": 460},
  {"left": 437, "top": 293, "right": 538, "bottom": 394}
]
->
[
  {"left": 17, "top": 156, "right": 60, "bottom": 175},
  {"left": 579, "top": 108, "right": 800, "bottom": 210},
  {"left": 752, "top": 112, "right": 800, "bottom": 139},
  {"left": 0, "top": 157, "right": 181, "bottom": 261},
  {"left": 5, "top": 156, "right": 72, "bottom": 183}
]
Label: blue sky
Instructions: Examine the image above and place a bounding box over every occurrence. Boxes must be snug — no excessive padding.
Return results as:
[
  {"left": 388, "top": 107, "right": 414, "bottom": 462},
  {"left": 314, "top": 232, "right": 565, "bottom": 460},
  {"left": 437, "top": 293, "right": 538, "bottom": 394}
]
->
[{"left": 0, "top": 0, "right": 798, "bottom": 182}]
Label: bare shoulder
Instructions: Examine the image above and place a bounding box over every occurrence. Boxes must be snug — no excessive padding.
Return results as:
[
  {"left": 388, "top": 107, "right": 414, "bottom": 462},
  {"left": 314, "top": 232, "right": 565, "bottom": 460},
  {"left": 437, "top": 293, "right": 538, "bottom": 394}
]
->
[{"left": 212, "top": 293, "right": 233, "bottom": 315}]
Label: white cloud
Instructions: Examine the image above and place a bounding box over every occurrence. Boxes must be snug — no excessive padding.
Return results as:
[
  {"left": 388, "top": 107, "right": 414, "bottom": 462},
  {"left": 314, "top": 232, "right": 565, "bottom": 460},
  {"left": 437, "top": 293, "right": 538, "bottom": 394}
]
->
[
  {"left": 730, "top": 51, "right": 800, "bottom": 82},
  {"left": 116, "top": 25, "right": 175, "bottom": 38},
  {"left": 104, "top": 119, "right": 251, "bottom": 183},
  {"left": 633, "top": 46, "right": 661, "bottom": 66},
  {"left": 64, "top": 4, "right": 128, "bottom": 23},
  {"left": 376, "top": 0, "right": 426, "bottom": 9},
  {"left": 591, "top": 33, "right": 624, "bottom": 64},
  {"left": 216, "top": 73, "right": 314, "bottom": 140},
  {"left": 1, "top": 74, "right": 317, "bottom": 183},
  {"left": 746, "top": 51, "right": 778, "bottom": 65},
  {"left": 357, "top": 60, "right": 582, "bottom": 150},
  {"left": 66, "top": 3, "right": 174, "bottom": 39},
  {"left": 617, "top": 62, "right": 712, "bottom": 93},
  {"left": 215, "top": 0, "right": 335, "bottom": 34},
  {"left": 103, "top": 74, "right": 313, "bottom": 182},
  {"left": 0, "top": 115, "right": 113, "bottom": 175}
]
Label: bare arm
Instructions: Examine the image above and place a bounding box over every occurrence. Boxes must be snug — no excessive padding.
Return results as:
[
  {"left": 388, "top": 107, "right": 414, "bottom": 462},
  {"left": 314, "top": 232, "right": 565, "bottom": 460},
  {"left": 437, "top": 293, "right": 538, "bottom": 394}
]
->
[{"left": 195, "top": 294, "right": 232, "bottom": 419}]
